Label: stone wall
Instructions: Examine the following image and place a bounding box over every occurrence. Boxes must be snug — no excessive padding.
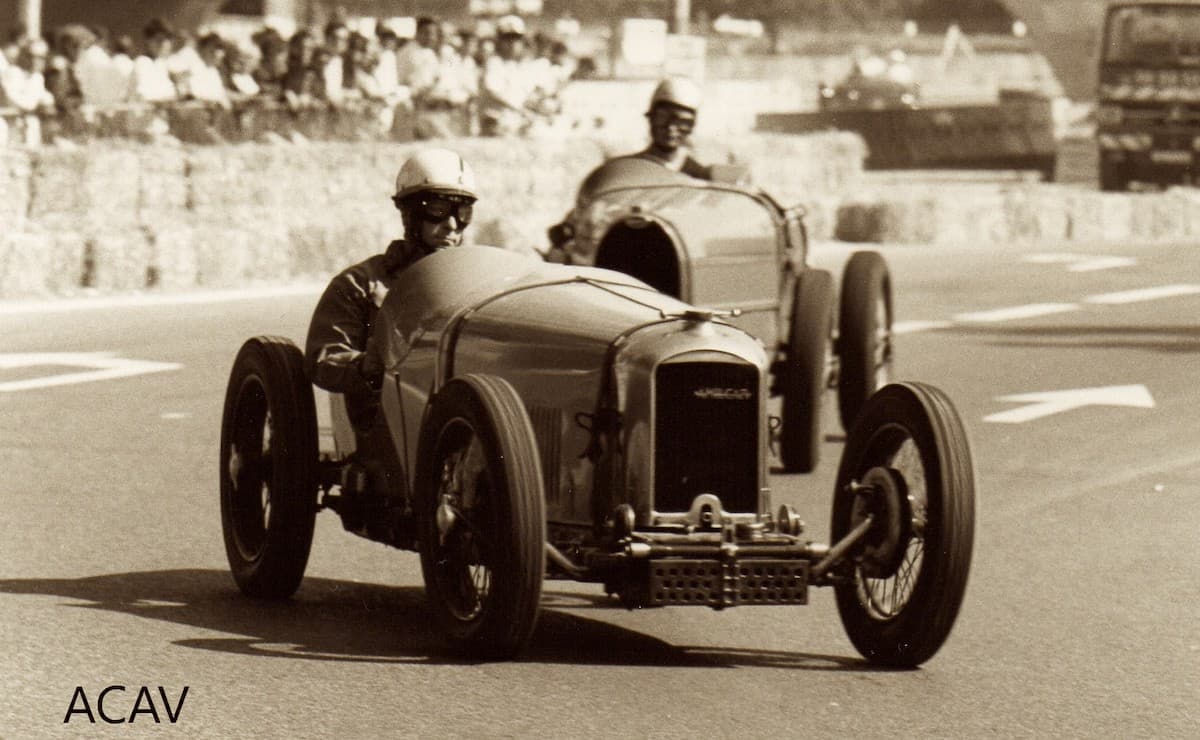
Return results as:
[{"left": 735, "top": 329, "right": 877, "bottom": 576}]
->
[{"left": 0, "top": 131, "right": 865, "bottom": 298}]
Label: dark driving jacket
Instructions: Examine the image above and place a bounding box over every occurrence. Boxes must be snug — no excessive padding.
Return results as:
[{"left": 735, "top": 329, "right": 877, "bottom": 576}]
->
[{"left": 304, "top": 238, "right": 425, "bottom": 426}]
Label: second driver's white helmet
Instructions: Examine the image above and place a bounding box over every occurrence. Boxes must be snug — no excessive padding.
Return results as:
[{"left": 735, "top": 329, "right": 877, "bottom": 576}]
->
[
  {"left": 393, "top": 148, "right": 478, "bottom": 202},
  {"left": 648, "top": 77, "right": 703, "bottom": 114}
]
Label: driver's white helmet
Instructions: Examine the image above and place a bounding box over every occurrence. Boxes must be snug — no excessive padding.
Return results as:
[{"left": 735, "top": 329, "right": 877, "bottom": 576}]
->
[
  {"left": 648, "top": 77, "right": 702, "bottom": 114},
  {"left": 393, "top": 148, "right": 478, "bottom": 201}
]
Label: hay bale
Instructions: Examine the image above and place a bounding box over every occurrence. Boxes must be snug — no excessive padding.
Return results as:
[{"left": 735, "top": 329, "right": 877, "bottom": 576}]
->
[
  {"left": 0, "top": 230, "right": 87, "bottom": 298},
  {"left": 0, "top": 149, "right": 32, "bottom": 232},
  {"left": 83, "top": 230, "right": 154, "bottom": 291}
]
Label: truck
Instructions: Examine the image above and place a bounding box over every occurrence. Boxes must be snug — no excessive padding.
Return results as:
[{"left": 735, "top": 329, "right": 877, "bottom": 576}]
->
[{"left": 1096, "top": 1, "right": 1200, "bottom": 190}]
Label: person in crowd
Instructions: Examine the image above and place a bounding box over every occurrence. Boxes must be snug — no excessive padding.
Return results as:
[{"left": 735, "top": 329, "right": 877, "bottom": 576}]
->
[
  {"left": 407, "top": 21, "right": 476, "bottom": 138},
  {"left": 2, "top": 25, "right": 29, "bottom": 67},
  {"left": 167, "top": 30, "right": 204, "bottom": 99},
  {"left": 341, "top": 31, "right": 380, "bottom": 101},
  {"left": 250, "top": 26, "right": 287, "bottom": 98},
  {"left": 110, "top": 35, "right": 136, "bottom": 77},
  {"left": 187, "top": 32, "right": 230, "bottom": 109},
  {"left": 43, "top": 28, "right": 84, "bottom": 113},
  {"left": 64, "top": 25, "right": 123, "bottom": 106},
  {"left": 305, "top": 148, "right": 478, "bottom": 514},
  {"left": 0, "top": 38, "right": 55, "bottom": 146},
  {"left": 227, "top": 44, "right": 262, "bottom": 101},
  {"left": 479, "top": 15, "right": 543, "bottom": 136},
  {"left": 372, "top": 25, "right": 402, "bottom": 100},
  {"left": 528, "top": 39, "right": 574, "bottom": 119},
  {"left": 130, "top": 18, "right": 177, "bottom": 103},
  {"left": 321, "top": 21, "right": 350, "bottom": 106},
  {"left": 281, "top": 30, "right": 320, "bottom": 109},
  {"left": 395, "top": 16, "right": 440, "bottom": 99}
]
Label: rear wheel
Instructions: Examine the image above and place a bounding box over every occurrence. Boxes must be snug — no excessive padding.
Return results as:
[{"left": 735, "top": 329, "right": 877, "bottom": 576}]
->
[
  {"left": 416, "top": 375, "right": 546, "bottom": 659},
  {"left": 837, "top": 251, "right": 893, "bottom": 431},
  {"left": 780, "top": 269, "right": 833, "bottom": 473},
  {"left": 831, "top": 382, "right": 975, "bottom": 667},
  {"left": 219, "top": 336, "right": 319, "bottom": 599}
]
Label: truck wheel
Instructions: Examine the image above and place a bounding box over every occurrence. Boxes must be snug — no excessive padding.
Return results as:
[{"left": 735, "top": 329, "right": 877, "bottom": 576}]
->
[
  {"left": 780, "top": 269, "right": 833, "bottom": 473},
  {"left": 416, "top": 375, "right": 546, "bottom": 659},
  {"left": 220, "top": 336, "right": 319, "bottom": 599},
  {"left": 837, "top": 251, "right": 893, "bottom": 431},
  {"left": 830, "top": 382, "right": 975, "bottom": 667}
]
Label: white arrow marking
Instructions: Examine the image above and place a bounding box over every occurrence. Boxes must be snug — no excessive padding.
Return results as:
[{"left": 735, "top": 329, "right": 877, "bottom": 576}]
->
[
  {"left": 1023, "top": 253, "right": 1137, "bottom": 272},
  {"left": 0, "top": 352, "right": 181, "bottom": 392},
  {"left": 984, "top": 384, "right": 1155, "bottom": 424},
  {"left": 1084, "top": 284, "right": 1200, "bottom": 305}
]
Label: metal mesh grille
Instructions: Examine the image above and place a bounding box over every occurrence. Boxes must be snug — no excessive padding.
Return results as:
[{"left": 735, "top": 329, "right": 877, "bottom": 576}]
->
[{"left": 654, "top": 362, "right": 759, "bottom": 513}]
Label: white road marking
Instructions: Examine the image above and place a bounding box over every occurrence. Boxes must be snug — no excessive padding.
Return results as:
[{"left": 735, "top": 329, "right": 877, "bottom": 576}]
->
[
  {"left": 160, "top": 412, "right": 191, "bottom": 420},
  {"left": 984, "top": 384, "right": 1155, "bottom": 424},
  {"left": 0, "top": 283, "right": 324, "bottom": 316},
  {"left": 893, "top": 319, "right": 954, "bottom": 334},
  {"left": 1022, "top": 253, "right": 1138, "bottom": 272},
  {"left": 0, "top": 352, "right": 182, "bottom": 392},
  {"left": 1084, "top": 284, "right": 1200, "bottom": 305},
  {"left": 954, "top": 303, "right": 1080, "bottom": 323}
]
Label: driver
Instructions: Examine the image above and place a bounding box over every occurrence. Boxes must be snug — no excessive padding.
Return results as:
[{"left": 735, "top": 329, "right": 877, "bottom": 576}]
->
[
  {"left": 305, "top": 148, "right": 476, "bottom": 514},
  {"left": 628, "top": 76, "right": 713, "bottom": 180},
  {"left": 544, "top": 77, "right": 711, "bottom": 262}
]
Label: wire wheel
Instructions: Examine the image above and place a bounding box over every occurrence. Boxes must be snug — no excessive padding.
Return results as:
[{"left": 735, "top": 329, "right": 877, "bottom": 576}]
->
[
  {"left": 219, "top": 336, "right": 318, "bottom": 599},
  {"left": 416, "top": 375, "right": 545, "bottom": 659},
  {"left": 831, "top": 382, "right": 974, "bottom": 667},
  {"left": 428, "top": 420, "right": 496, "bottom": 622}
]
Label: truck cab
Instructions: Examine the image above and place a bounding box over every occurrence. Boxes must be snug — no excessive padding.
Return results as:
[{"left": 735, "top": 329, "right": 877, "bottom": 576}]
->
[{"left": 1096, "top": 1, "right": 1200, "bottom": 190}]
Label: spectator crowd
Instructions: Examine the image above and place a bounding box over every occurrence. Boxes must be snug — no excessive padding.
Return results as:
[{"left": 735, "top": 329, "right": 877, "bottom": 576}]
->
[{"left": 0, "top": 13, "right": 583, "bottom": 146}]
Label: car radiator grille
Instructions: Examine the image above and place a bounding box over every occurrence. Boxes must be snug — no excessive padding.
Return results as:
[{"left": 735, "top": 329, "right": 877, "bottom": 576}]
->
[{"left": 654, "top": 362, "right": 759, "bottom": 514}]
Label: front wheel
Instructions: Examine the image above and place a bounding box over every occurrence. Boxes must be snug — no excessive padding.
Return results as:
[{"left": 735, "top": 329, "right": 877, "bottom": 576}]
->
[
  {"left": 415, "top": 374, "right": 546, "bottom": 659},
  {"left": 837, "top": 251, "right": 893, "bottom": 431},
  {"left": 831, "top": 382, "right": 975, "bottom": 667},
  {"left": 219, "top": 336, "right": 319, "bottom": 599}
]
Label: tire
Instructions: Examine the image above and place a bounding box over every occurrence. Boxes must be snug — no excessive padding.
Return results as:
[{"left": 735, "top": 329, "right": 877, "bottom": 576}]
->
[
  {"left": 780, "top": 269, "right": 833, "bottom": 473},
  {"left": 830, "top": 382, "right": 975, "bottom": 667},
  {"left": 415, "top": 374, "right": 546, "bottom": 659},
  {"left": 219, "top": 336, "right": 319, "bottom": 599},
  {"left": 837, "top": 251, "right": 893, "bottom": 431}
]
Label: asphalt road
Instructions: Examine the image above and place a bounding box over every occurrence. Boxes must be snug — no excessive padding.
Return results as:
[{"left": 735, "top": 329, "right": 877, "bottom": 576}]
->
[{"left": 1, "top": 236, "right": 1198, "bottom": 738}]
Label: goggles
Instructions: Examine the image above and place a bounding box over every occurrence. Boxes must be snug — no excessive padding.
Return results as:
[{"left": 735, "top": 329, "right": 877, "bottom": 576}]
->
[
  {"left": 415, "top": 195, "right": 474, "bottom": 227},
  {"left": 650, "top": 107, "right": 696, "bottom": 134}
]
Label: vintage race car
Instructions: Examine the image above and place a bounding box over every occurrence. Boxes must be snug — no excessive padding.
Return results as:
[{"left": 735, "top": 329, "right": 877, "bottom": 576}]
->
[
  {"left": 220, "top": 246, "right": 974, "bottom": 665},
  {"left": 546, "top": 156, "right": 893, "bottom": 473}
]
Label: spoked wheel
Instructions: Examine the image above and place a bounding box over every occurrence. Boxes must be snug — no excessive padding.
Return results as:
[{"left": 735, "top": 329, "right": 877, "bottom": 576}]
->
[
  {"left": 219, "top": 336, "right": 319, "bottom": 599},
  {"left": 416, "top": 375, "right": 546, "bottom": 659},
  {"left": 830, "top": 382, "right": 975, "bottom": 667},
  {"left": 779, "top": 269, "right": 833, "bottom": 473},
  {"left": 837, "top": 251, "right": 893, "bottom": 431}
]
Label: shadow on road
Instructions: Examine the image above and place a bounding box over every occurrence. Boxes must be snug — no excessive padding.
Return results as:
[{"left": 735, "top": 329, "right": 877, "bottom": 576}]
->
[{"left": 0, "top": 569, "right": 884, "bottom": 671}]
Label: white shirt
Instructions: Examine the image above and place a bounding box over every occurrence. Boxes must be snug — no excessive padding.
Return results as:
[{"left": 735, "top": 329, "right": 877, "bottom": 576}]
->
[
  {"left": 482, "top": 56, "right": 540, "bottom": 112},
  {"left": 131, "top": 55, "right": 177, "bottom": 102},
  {"left": 74, "top": 44, "right": 128, "bottom": 105},
  {"left": 395, "top": 43, "right": 439, "bottom": 94},
  {"left": 0, "top": 64, "right": 53, "bottom": 111},
  {"left": 374, "top": 48, "right": 399, "bottom": 96},
  {"left": 189, "top": 62, "right": 229, "bottom": 106},
  {"left": 322, "top": 55, "right": 344, "bottom": 103}
]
